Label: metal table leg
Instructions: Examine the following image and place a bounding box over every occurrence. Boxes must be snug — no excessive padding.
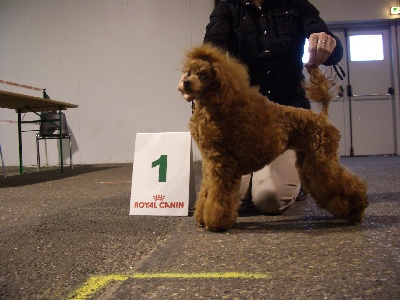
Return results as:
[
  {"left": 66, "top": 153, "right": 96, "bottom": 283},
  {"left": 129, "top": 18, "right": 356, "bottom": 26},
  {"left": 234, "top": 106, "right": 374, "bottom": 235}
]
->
[
  {"left": 18, "top": 109, "right": 23, "bottom": 174},
  {"left": 0, "top": 141, "right": 6, "bottom": 178},
  {"left": 58, "top": 108, "right": 64, "bottom": 173}
]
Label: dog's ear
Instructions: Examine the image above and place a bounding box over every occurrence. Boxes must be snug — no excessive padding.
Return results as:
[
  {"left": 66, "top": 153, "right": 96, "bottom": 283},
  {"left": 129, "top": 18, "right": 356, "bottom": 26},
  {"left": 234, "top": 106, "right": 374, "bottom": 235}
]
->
[
  {"left": 207, "top": 62, "right": 235, "bottom": 113},
  {"left": 207, "top": 66, "right": 221, "bottom": 91},
  {"left": 209, "top": 62, "right": 228, "bottom": 92},
  {"left": 212, "top": 56, "right": 250, "bottom": 95}
]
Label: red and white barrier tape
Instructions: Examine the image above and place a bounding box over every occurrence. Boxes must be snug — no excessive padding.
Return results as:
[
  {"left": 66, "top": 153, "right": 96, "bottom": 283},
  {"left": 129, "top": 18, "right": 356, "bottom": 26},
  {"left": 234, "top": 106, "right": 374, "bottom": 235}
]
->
[{"left": 0, "top": 79, "right": 43, "bottom": 91}]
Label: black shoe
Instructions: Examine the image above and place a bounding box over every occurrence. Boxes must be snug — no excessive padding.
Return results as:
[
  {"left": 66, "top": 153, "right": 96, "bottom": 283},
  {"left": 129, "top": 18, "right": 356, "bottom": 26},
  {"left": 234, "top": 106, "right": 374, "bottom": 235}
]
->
[
  {"left": 239, "top": 196, "right": 254, "bottom": 211},
  {"left": 296, "top": 188, "right": 309, "bottom": 201},
  {"left": 239, "top": 179, "right": 254, "bottom": 212},
  {"left": 238, "top": 200, "right": 259, "bottom": 215},
  {"left": 239, "top": 195, "right": 263, "bottom": 217}
]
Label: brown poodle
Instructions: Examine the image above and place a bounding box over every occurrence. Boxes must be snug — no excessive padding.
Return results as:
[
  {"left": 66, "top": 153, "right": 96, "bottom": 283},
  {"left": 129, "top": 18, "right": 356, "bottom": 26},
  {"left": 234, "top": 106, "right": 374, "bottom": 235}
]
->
[{"left": 177, "top": 44, "right": 368, "bottom": 232}]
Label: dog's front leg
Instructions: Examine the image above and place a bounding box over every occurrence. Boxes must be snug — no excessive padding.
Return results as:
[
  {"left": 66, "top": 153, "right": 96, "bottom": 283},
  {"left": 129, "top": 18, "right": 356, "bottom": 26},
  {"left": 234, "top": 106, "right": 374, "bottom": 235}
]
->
[
  {"left": 196, "top": 159, "right": 242, "bottom": 232},
  {"left": 193, "top": 159, "right": 211, "bottom": 228}
]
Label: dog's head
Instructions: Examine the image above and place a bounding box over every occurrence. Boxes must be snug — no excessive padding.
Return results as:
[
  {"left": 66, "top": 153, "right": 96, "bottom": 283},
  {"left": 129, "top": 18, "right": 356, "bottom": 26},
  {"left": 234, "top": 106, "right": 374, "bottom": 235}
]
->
[
  {"left": 178, "top": 56, "right": 219, "bottom": 101},
  {"left": 178, "top": 44, "right": 250, "bottom": 104}
]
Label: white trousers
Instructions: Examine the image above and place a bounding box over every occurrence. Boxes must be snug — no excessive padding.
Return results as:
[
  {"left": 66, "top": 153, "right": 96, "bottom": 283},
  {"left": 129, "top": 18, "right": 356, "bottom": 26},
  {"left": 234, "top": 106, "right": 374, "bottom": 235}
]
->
[{"left": 239, "top": 150, "right": 301, "bottom": 214}]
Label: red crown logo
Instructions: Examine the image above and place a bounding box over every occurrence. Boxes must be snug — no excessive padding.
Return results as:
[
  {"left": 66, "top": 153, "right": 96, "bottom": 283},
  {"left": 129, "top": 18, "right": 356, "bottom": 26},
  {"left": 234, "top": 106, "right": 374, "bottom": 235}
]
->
[{"left": 153, "top": 195, "right": 165, "bottom": 201}]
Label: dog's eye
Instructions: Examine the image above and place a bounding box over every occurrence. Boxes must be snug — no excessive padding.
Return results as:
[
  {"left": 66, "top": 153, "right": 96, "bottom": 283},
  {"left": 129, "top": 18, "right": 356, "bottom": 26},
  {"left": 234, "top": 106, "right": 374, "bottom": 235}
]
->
[
  {"left": 187, "top": 72, "right": 191, "bottom": 76},
  {"left": 201, "top": 74, "right": 208, "bottom": 80}
]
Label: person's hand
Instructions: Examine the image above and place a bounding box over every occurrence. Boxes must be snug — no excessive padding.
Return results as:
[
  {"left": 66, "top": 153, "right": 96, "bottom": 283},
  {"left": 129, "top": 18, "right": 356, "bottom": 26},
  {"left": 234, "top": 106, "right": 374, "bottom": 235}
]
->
[
  {"left": 177, "top": 74, "right": 195, "bottom": 102},
  {"left": 306, "top": 32, "right": 336, "bottom": 67}
]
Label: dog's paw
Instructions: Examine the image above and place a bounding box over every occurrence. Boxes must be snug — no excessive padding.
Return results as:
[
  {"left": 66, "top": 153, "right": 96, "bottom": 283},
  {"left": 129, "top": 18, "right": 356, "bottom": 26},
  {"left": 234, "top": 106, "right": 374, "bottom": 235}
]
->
[
  {"left": 347, "top": 197, "right": 368, "bottom": 225},
  {"left": 197, "top": 220, "right": 230, "bottom": 232},
  {"left": 205, "top": 225, "right": 228, "bottom": 232},
  {"left": 347, "top": 213, "right": 365, "bottom": 225},
  {"left": 345, "top": 206, "right": 367, "bottom": 225},
  {"left": 196, "top": 222, "right": 205, "bottom": 228}
]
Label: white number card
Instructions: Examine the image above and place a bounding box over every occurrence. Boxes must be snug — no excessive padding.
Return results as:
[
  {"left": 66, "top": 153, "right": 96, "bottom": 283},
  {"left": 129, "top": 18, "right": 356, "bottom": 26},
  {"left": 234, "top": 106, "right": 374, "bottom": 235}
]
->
[{"left": 130, "top": 132, "right": 195, "bottom": 216}]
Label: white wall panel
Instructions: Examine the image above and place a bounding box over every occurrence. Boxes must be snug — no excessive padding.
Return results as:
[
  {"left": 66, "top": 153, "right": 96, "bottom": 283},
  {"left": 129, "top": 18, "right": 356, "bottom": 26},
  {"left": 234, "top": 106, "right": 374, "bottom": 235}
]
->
[
  {"left": 311, "top": 0, "right": 398, "bottom": 22},
  {"left": 0, "top": 0, "right": 213, "bottom": 165}
]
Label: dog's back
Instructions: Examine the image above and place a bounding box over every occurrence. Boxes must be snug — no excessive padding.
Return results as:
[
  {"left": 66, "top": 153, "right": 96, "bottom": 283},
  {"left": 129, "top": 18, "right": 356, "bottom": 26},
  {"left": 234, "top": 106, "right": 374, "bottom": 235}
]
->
[{"left": 186, "top": 44, "right": 338, "bottom": 174}]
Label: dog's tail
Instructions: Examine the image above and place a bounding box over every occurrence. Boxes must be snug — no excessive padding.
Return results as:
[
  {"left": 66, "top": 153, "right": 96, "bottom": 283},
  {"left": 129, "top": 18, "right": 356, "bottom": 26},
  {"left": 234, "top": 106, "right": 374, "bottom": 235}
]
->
[{"left": 304, "top": 65, "right": 336, "bottom": 116}]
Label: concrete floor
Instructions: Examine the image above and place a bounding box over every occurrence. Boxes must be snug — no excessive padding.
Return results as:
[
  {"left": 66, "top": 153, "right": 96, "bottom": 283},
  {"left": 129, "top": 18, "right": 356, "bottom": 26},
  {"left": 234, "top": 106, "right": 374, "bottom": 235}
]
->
[{"left": 0, "top": 156, "right": 399, "bottom": 299}]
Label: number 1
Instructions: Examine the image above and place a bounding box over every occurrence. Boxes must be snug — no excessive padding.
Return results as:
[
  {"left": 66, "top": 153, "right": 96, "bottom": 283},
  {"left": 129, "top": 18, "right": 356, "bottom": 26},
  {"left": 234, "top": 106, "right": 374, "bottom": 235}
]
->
[{"left": 152, "top": 155, "right": 167, "bottom": 182}]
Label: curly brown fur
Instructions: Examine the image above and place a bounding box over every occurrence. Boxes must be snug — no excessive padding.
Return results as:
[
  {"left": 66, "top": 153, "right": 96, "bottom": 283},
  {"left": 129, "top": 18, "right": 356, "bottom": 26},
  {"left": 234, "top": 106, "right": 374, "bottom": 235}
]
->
[{"left": 178, "top": 44, "right": 368, "bottom": 232}]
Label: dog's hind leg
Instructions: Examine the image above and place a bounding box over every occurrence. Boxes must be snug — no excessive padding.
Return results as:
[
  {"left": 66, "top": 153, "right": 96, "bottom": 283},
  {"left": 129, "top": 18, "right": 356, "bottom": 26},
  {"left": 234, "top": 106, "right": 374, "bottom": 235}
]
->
[
  {"left": 321, "top": 165, "right": 368, "bottom": 224},
  {"left": 296, "top": 153, "right": 368, "bottom": 224}
]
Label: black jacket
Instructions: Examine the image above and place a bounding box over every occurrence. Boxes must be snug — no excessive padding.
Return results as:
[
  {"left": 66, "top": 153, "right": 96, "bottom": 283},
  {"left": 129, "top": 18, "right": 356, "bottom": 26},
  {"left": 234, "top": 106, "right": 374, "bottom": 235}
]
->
[{"left": 204, "top": 0, "right": 343, "bottom": 108}]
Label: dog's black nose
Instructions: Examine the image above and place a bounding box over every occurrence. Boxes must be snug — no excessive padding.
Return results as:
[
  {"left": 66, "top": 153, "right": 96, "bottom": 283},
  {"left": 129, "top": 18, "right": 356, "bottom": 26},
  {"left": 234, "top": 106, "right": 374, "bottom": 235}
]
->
[{"left": 183, "top": 80, "right": 191, "bottom": 88}]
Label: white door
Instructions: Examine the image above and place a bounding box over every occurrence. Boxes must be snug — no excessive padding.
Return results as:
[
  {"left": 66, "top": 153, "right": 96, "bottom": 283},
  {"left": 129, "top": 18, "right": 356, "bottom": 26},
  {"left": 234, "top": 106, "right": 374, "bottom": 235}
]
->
[
  {"left": 307, "top": 26, "right": 396, "bottom": 156},
  {"left": 346, "top": 27, "right": 395, "bottom": 156},
  {"left": 306, "top": 30, "right": 350, "bottom": 156}
]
